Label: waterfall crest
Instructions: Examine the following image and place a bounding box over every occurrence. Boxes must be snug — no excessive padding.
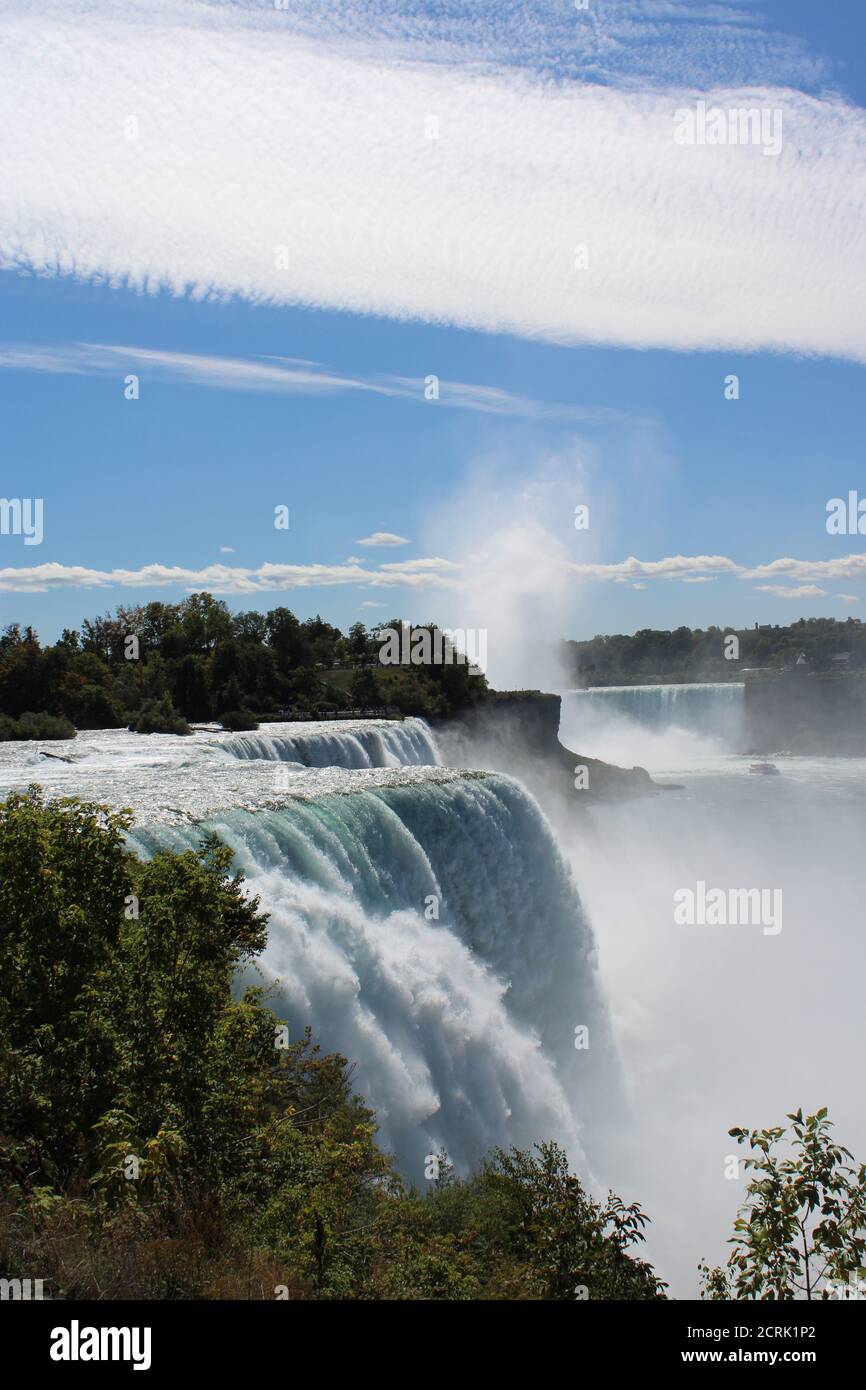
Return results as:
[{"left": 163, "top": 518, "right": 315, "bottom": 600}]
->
[{"left": 220, "top": 717, "right": 439, "bottom": 768}]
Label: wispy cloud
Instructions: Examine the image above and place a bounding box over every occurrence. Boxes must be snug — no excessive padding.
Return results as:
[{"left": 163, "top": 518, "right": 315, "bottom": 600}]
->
[
  {"left": 258, "top": 0, "right": 833, "bottom": 92},
  {"left": 0, "top": 2, "right": 864, "bottom": 359},
  {"left": 568, "top": 554, "right": 742, "bottom": 581},
  {"left": 0, "top": 341, "right": 614, "bottom": 423},
  {"left": 755, "top": 584, "right": 828, "bottom": 599},
  {"left": 742, "top": 556, "right": 866, "bottom": 582}
]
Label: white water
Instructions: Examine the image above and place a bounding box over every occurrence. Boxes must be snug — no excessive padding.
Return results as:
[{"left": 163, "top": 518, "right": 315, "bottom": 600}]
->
[
  {"left": 221, "top": 718, "right": 440, "bottom": 768},
  {"left": 0, "top": 717, "right": 615, "bottom": 1185},
  {"left": 568, "top": 683, "right": 745, "bottom": 768}
]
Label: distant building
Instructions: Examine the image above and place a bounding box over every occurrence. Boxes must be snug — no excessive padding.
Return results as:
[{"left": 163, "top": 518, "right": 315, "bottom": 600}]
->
[{"left": 832, "top": 652, "right": 852, "bottom": 667}]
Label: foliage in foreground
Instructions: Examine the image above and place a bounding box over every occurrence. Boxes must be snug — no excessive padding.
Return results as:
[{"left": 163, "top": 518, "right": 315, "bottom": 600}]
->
[
  {"left": 0, "top": 789, "right": 662, "bottom": 1300},
  {"left": 700, "top": 1111, "right": 866, "bottom": 1300}
]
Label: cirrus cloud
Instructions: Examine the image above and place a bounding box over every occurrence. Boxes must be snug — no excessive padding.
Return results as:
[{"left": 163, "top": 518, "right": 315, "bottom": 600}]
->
[{"left": 0, "top": 1, "right": 865, "bottom": 360}]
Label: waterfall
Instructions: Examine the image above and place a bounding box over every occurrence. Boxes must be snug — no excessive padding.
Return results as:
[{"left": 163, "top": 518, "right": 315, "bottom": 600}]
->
[
  {"left": 220, "top": 717, "right": 439, "bottom": 768},
  {"left": 0, "top": 715, "right": 617, "bottom": 1181},
  {"left": 571, "top": 683, "right": 743, "bottom": 736},
  {"left": 563, "top": 683, "right": 745, "bottom": 766},
  {"left": 126, "top": 773, "right": 616, "bottom": 1180}
]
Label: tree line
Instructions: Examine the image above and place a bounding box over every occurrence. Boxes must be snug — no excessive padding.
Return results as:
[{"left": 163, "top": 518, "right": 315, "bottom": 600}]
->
[
  {"left": 562, "top": 617, "right": 866, "bottom": 687},
  {"left": 0, "top": 593, "right": 489, "bottom": 738}
]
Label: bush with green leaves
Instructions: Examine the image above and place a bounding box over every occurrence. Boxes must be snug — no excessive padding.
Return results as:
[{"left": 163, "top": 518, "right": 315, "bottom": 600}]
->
[
  {"left": 0, "top": 711, "right": 76, "bottom": 741},
  {"left": 128, "top": 695, "right": 191, "bottom": 736},
  {"left": 218, "top": 709, "right": 260, "bottom": 732},
  {"left": 700, "top": 1109, "right": 866, "bottom": 1300}
]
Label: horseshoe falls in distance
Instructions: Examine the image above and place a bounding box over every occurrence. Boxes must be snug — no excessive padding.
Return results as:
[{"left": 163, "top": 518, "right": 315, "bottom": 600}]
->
[
  {"left": 565, "top": 682, "right": 745, "bottom": 768},
  {"left": 0, "top": 716, "right": 619, "bottom": 1180}
]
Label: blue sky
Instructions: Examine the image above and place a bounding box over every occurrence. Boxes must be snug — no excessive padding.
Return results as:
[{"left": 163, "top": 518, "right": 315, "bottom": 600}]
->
[{"left": 1, "top": 0, "right": 865, "bottom": 682}]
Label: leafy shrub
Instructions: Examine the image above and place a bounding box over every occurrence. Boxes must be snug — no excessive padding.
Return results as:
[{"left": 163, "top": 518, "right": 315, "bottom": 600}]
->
[
  {"left": 700, "top": 1109, "right": 866, "bottom": 1300},
  {"left": 0, "top": 711, "right": 76, "bottom": 741},
  {"left": 128, "top": 696, "right": 191, "bottom": 736},
  {"left": 218, "top": 709, "right": 259, "bottom": 732}
]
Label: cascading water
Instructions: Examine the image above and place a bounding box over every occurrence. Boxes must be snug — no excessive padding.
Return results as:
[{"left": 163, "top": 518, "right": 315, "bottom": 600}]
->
[
  {"left": 126, "top": 774, "right": 616, "bottom": 1178},
  {"left": 563, "top": 683, "right": 745, "bottom": 768},
  {"left": 0, "top": 717, "right": 615, "bottom": 1182},
  {"left": 220, "top": 717, "right": 439, "bottom": 768}
]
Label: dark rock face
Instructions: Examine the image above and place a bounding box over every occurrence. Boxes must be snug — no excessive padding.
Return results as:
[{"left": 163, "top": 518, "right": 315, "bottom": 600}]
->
[
  {"left": 745, "top": 673, "right": 866, "bottom": 754},
  {"left": 432, "top": 691, "right": 657, "bottom": 808}
]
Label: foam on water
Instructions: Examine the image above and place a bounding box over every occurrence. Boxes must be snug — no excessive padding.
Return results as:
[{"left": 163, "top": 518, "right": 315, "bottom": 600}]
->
[{"left": 0, "top": 716, "right": 615, "bottom": 1178}]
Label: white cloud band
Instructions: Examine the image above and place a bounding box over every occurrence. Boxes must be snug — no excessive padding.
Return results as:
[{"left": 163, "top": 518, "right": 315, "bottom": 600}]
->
[
  {"left": 1, "top": 550, "right": 864, "bottom": 596},
  {"left": 1, "top": 2, "right": 865, "bottom": 359}
]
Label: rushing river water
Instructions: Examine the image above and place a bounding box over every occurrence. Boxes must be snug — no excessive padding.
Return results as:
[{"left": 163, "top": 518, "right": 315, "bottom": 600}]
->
[{"left": 0, "top": 718, "right": 616, "bottom": 1186}]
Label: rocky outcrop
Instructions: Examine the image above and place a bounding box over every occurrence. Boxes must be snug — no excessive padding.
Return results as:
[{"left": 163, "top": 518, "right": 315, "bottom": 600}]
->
[{"left": 432, "top": 690, "right": 659, "bottom": 807}]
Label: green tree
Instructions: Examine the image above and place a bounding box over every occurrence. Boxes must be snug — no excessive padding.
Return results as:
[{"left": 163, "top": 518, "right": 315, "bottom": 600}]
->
[
  {"left": 472, "top": 1142, "right": 666, "bottom": 1300},
  {"left": 700, "top": 1109, "right": 866, "bottom": 1300},
  {"left": 129, "top": 695, "right": 191, "bottom": 736},
  {"left": 350, "top": 667, "right": 380, "bottom": 707}
]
